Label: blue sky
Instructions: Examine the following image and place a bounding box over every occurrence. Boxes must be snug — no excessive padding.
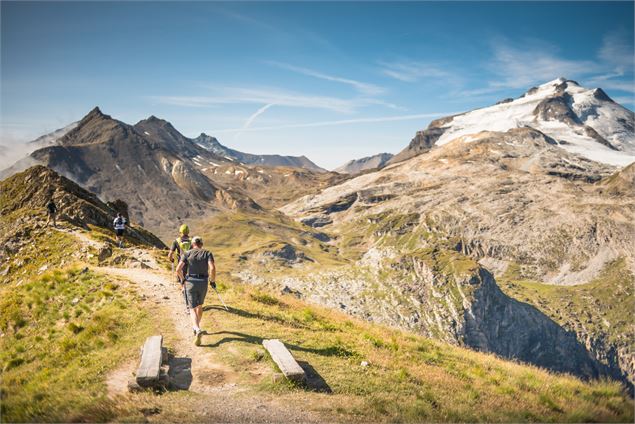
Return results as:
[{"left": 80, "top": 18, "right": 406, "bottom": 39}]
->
[{"left": 1, "top": 1, "right": 633, "bottom": 169}]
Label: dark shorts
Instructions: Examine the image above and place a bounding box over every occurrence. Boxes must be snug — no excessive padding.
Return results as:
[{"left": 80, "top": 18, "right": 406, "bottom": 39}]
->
[
  {"left": 184, "top": 278, "right": 208, "bottom": 308},
  {"left": 115, "top": 229, "right": 125, "bottom": 236}
]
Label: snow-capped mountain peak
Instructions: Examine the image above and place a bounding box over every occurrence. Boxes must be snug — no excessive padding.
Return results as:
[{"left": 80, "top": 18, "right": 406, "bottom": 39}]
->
[{"left": 392, "top": 78, "right": 634, "bottom": 167}]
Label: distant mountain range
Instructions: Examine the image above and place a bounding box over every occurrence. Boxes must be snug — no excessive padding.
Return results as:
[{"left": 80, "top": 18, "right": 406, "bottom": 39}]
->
[
  {"left": 16, "top": 115, "right": 324, "bottom": 173},
  {"left": 1, "top": 108, "right": 335, "bottom": 237},
  {"left": 389, "top": 77, "right": 635, "bottom": 166},
  {"left": 334, "top": 153, "right": 394, "bottom": 174},
  {"left": 194, "top": 133, "right": 325, "bottom": 172}
]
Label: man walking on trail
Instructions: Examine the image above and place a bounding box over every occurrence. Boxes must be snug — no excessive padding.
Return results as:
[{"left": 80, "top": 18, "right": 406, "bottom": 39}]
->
[
  {"left": 113, "top": 213, "right": 127, "bottom": 248},
  {"left": 46, "top": 198, "right": 57, "bottom": 227},
  {"left": 176, "top": 236, "right": 216, "bottom": 346},
  {"left": 168, "top": 224, "right": 192, "bottom": 285}
]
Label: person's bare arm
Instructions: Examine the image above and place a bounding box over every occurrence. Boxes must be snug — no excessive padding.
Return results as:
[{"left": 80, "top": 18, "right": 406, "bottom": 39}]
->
[{"left": 168, "top": 249, "right": 175, "bottom": 262}]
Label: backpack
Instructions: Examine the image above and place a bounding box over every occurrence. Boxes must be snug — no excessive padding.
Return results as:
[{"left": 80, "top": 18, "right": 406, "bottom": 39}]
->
[{"left": 176, "top": 237, "right": 192, "bottom": 256}]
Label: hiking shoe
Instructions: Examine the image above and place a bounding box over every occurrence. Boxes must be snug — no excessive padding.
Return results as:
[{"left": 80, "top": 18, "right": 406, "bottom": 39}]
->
[{"left": 194, "top": 329, "right": 204, "bottom": 346}]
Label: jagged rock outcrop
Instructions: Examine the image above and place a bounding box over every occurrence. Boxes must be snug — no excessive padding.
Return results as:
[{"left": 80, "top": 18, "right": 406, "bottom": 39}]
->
[{"left": 464, "top": 268, "right": 606, "bottom": 379}]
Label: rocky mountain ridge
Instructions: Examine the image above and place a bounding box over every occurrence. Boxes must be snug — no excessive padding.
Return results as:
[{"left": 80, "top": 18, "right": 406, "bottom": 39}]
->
[
  {"left": 4, "top": 108, "right": 260, "bottom": 237},
  {"left": 1, "top": 108, "right": 339, "bottom": 238},
  {"left": 0, "top": 165, "right": 165, "bottom": 267},
  {"left": 334, "top": 152, "right": 394, "bottom": 174},
  {"left": 194, "top": 133, "right": 326, "bottom": 172}
]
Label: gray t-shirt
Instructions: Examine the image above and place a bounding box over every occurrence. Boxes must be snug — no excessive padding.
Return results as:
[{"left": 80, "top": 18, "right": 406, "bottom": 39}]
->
[{"left": 181, "top": 248, "right": 214, "bottom": 276}]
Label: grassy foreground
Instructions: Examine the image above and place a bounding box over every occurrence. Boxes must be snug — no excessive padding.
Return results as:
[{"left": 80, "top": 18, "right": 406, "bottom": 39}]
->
[
  {"left": 193, "top": 274, "right": 633, "bottom": 423},
  {"left": 0, "top": 267, "right": 160, "bottom": 422},
  {"left": 0, "top": 225, "right": 632, "bottom": 422}
]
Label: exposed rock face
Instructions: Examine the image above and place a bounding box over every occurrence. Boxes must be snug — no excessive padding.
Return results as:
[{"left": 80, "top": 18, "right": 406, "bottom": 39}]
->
[
  {"left": 532, "top": 93, "right": 580, "bottom": 126},
  {"left": 277, "top": 126, "right": 634, "bottom": 387},
  {"left": 335, "top": 153, "right": 394, "bottom": 174},
  {"left": 388, "top": 115, "right": 457, "bottom": 165},
  {"left": 170, "top": 160, "right": 217, "bottom": 201},
  {"left": 194, "top": 133, "right": 326, "bottom": 173},
  {"left": 464, "top": 268, "right": 605, "bottom": 379},
  {"left": 283, "top": 127, "right": 630, "bottom": 285}
]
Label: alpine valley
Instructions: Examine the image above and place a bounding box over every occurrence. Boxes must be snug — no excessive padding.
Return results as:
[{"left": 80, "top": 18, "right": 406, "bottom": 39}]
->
[{"left": 1, "top": 78, "right": 634, "bottom": 422}]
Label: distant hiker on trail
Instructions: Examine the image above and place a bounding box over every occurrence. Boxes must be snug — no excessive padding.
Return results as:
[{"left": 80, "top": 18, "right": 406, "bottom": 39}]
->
[
  {"left": 176, "top": 236, "right": 216, "bottom": 346},
  {"left": 46, "top": 198, "right": 57, "bottom": 227},
  {"left": 113, "top": 213, "right": 127, "bottom": 247},
  {"left": 168, "top": 224, "right": 192, "bottom": 285}
]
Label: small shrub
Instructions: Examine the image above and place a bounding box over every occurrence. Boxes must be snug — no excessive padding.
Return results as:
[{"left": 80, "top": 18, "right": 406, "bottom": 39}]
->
[{"left": 250, "top": 292, "right": 281, "bottom": 306}]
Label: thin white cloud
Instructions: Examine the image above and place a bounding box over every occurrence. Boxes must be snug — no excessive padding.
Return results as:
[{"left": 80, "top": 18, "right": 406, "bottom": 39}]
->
[
  {"left": 599, "top": 30, "right": 634, "bottom": 74},
  {"left": 267, "top": 61, "right": 384, "bottom": 95},
  {"left": 379, "top": 60, "right": 454, "bottom": 83},
  {"left": 212, "top": 112, "right": 453, "bottom": 134},
  {"left": 233, "top": 103, "right": 276, "bottom": 139},
  {"left": 242, "top": 103, "right": 276, "bottom": 129},
  {"left": 461, "top": 34, "right": 633, "bottom": 99},
  {"left": 152, "top": 86, "right": 400, "bottom": 113},
  {"left": 611, "top": 96, "right": 635, "bottom": 107},
  {"left": 589, "top": 79, "right": 635, "bottom": 94},
  {"left": 586, "top": 30, "right": 635, "bottom": 97},
  {"left": 487, "top": 40, "right": 599, "bottom": 90}
]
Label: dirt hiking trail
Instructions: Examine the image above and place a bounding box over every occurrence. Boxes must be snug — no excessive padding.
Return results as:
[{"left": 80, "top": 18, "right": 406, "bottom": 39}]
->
[{"left": 60, "top": 228, "right": 330, "bottom": 423}]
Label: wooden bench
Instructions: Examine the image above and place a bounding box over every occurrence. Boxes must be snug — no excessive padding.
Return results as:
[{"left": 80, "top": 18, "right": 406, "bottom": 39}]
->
[
  {"left": 130, "top": 335, "right": 169, "bottom": 390},
  {"left": 262, "top": 339, "right": 306, "bottom": 383}
]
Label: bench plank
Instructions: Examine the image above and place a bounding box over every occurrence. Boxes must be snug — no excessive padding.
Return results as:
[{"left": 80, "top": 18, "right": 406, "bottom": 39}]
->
[
  {"left": 136, "top": 335, "right": 163, "bottom": 386},
  {"left": 262, "top": 339, "right": 306, "bottom": 382}
]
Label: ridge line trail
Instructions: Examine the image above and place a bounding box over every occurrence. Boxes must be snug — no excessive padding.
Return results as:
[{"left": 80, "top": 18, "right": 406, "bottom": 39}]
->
[{"left": 61, "top": 229, "right": 327, "bottom": 423}]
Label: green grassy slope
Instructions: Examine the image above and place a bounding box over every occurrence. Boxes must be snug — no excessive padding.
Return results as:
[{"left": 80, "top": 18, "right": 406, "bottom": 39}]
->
[
  {"left": 0, "top": 230, "right": 633, "bottom": 422},
  {"left": 194, "top": 277, "right": 634, "bottom": 423}
]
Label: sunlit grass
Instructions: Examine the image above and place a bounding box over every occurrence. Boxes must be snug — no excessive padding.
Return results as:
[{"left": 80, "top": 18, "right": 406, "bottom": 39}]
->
[
  {"left": 195, "top": 276, "right": 634, "bottom": 423},
  {"left": 0, "top": 268, "right": 157, "bottom": 422}
]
